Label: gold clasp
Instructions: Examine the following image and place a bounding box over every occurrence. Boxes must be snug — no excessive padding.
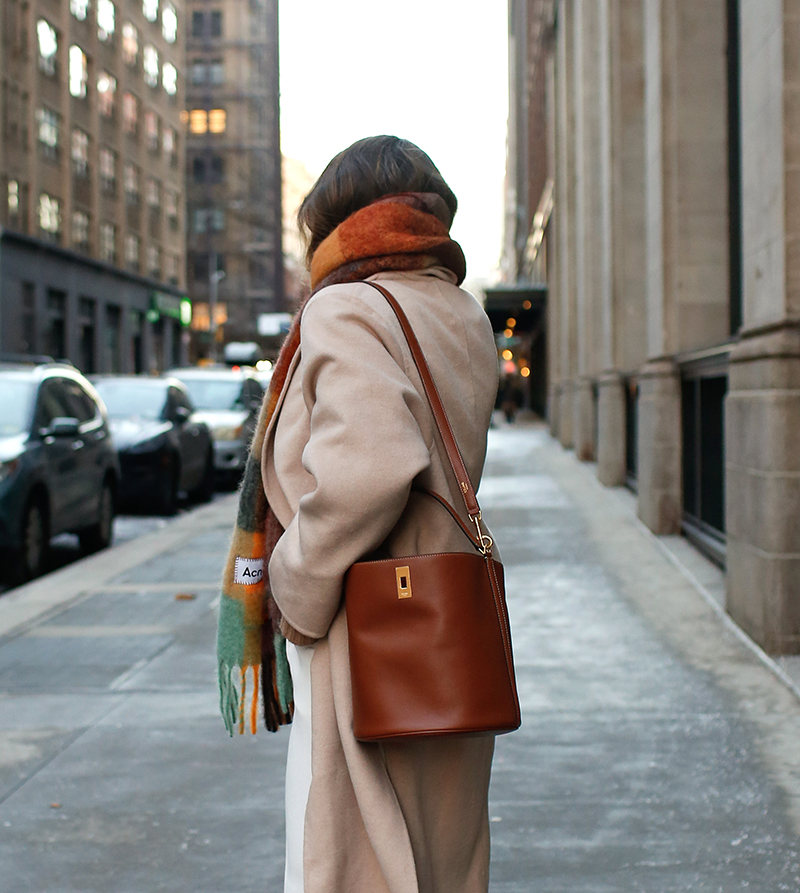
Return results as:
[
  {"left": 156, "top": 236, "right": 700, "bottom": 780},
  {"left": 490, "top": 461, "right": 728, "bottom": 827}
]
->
[
  {"left": 396, "top": 566, "right": 412, "bottom": 599},
  {"left": 470, "top": 512, "right": 493, "bottom": 557}
]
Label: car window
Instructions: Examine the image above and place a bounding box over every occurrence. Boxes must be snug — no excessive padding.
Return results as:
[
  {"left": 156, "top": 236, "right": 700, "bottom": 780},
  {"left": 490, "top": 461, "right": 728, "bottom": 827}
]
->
[
  {"left": 93, "top": 380, "right": 167, "bottom": 419},
  {"left": 35, "top": 379, "right": 74, "bottom": 430},
  {"left": 178, "top": 377, "right": 241, "bottom": 411},
  {"left": 0, "top": 378, "right": 35, "bottom": 436},
  {"left": 62, "top": 379, "right": 98, "bottom": 424}
]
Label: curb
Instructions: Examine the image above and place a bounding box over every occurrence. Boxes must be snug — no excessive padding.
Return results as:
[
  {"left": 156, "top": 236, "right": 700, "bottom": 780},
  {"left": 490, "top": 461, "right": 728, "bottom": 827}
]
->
[{"left": 0, "top": 494, "right": 237, "bottom": 640}]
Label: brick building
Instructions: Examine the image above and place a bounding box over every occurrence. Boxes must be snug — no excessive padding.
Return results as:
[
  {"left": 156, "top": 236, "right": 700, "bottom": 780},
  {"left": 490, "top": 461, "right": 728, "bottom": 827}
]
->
[
  {"left": 184, "top": 0, "right": 283, "bottom": 356},
  {"left": 0, "top": 0, "right": 189, "bottom": 372}
]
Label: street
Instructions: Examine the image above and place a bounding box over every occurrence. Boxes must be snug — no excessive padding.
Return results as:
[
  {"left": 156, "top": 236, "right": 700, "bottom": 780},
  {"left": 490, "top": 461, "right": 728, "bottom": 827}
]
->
[{"left": 1, "top": 423, "right": 799, "bottom": 892}]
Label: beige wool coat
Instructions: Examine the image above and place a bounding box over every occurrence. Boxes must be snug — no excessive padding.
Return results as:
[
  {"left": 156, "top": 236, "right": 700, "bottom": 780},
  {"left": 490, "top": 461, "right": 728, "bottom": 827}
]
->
[{"left": 261, "top": 268, "right": 500, "bottom": 893}]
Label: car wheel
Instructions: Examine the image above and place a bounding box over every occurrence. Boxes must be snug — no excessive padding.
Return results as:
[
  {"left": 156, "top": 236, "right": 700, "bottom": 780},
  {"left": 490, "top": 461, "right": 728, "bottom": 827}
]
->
[
  {"left": 155, "top": 458, "right": 179, "bottom": 516},
  {"left": 193, "top": 449, "right": 215, "bottom": 504},
  {"left": 18, "top": 498, "right": 49, "bottom": 583},
  {"left": 79, "top": 480, "right": 115, "bottom": 554}
]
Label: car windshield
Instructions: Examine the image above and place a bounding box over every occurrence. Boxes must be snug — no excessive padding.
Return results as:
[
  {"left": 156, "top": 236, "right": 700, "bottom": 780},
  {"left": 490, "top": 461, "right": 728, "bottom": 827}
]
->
[
  {"left": 178, "top": 378, "right": 244, "bottom": 411},
  {"left": 0, "top": 379, "right": 35, "bottom": 436},
  {"left": 93, "top": 380, "right": 166, "bottom": 420}
]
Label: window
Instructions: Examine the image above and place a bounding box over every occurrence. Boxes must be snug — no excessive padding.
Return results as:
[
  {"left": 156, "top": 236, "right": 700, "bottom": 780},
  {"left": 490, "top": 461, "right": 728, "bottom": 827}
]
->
[
  {"left": 210, "top": 11, "right": 222, "bottom": 37},
  {"left": 69, "top": 46, "right": 88, "bottom": 98},
  {"left": 8, "top": 181, "right": 19, "bottom": 216},
  {"left": 145, "top": 177, "right": 159, "bottom": 207},
  {"left": 100, "top": 222, "right": 115, "bottom": 261},
  {"left": 37, "top": 20, "right": 58, "bottom": 75},
  {"left": 211, "top": 155, "right": 224, "bottom": 183},
  {"left": 72, "top": 210, "right": 89, "bottom": 248},
  {"left": 166, "top": 190, "right": 178, "bottom": 224},
  {"left": 125, "top": 233, "right": 139, "bottom": 268},
  {"left": 36, "top": 108, "right": 59, "bottom": 159},
  {"left": 208, "top": 108, "right": 226, "bottom": 133},
  {"left": 210, "top": 60, "right": 224, "bottom": 85},
  {"left": 99, "top": 147, "right": 115, "bottom": 192},
  {"left": 162, "top": 4, "right": 177, "bottom": 43},
  {"left": 165, "top": 253, "right": 178, "bottom": 284},
  {"left": 189, "top": 109, "right": 207, "bottom": 134},
  {"left": 97, "top": 0, "right": 115, "bottom": 42},
  {"left": 71, "top": 0, "right": 90, "bottom": 22},
  {"left": 191, "top": 60, "right": 205, "bottom": 84},
  {"left": 124, "top": 163, "right": 139, "bottom": 202},
  {"left": 192, "top": 157, "right": 205, "bottom": 182},
  {"left": 146, "top": 245, "right": 160, "bottom": 277},
  {"left": 97, "top": 72, "right": 116, "bottom": 115},
  {"left": 38, "top": 193, "right": 61, "bottom": 237},
  {"left": 122, "top": 93, "right": 138, "bottom": 133},
  {"left": 144, "top": 111, "right": 159, "bottom": 151},
  {"left": 191, "top": 11, "right": 203, "bottom": 37},
  {"left": 143, "top": 45, "right": 159, "bottom": 87},
  {"left": 71, "top": 128, "right": 89, "bottom": 176},
  {"left": 122, "top": 23, "right": 138, "bottom": 65},
  {"left": 143, "top": 0, "right": 158, "bottom": 23},
  {"left": 194, "top": 209, "right": 225, "bottom": 233},
  {"left": 163, "top": 126, "right": 176, "bottom": 163},
  {"left": 162, "top": 63, "right": 177, "bottom": 96}
]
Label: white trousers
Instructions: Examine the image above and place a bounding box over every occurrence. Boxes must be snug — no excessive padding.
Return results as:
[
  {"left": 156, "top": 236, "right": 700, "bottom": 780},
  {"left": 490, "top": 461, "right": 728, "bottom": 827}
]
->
[{"left": 284, "top": 642, "right": 314, "bottom": 893}]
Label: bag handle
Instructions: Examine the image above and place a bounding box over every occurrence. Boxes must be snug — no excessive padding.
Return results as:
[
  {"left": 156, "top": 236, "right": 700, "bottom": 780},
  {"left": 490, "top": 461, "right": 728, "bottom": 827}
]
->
[{"left": 361, "top": 281, "right": 493, "bottom": 556}]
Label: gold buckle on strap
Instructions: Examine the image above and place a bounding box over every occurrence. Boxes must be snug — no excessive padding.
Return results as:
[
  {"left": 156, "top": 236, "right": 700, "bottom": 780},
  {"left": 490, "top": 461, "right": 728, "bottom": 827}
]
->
[{"left": 470, "top": 512, "right": 493, "bottom": 557}]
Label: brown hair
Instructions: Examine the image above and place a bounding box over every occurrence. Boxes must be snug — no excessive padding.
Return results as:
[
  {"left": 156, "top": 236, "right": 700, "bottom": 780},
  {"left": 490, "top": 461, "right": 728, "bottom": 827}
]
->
[{"left": 297, "top": 135, "right": 458, "bottom": 268}]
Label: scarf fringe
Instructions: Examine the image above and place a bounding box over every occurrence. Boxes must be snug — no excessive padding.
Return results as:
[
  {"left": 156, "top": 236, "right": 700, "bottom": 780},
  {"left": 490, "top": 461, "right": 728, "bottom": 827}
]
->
[{"left": 219, "top": 636, "right": 294, "bottom": 737}]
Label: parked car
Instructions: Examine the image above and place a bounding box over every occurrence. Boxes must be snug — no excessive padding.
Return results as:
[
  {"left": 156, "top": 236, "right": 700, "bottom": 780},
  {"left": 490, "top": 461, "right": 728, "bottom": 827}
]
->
[
  {"left": 0, "top": 358, "right": 119, "bottom": 583},
  {"left": 166, "top": 367, "right": 264, "bottom": 487},
  {"left": 91, "top": 376, "right": 215, "bottom": 515}
]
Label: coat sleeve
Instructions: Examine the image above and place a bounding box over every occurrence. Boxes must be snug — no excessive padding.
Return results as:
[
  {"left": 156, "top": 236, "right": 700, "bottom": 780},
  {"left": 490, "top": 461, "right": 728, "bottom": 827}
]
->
[{"left": 267, "top": 288, "right": 432, "bottom": 640}]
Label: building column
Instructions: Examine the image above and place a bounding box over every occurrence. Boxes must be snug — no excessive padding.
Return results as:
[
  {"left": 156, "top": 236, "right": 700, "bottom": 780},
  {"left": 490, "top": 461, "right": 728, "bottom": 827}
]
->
[
  {"left": 596, "top": 0, "right": 647, "bottom": 484},
  {"left": 559, "top": 379, "right": 574, "bottom": 448},
  {"left": 549, "top": 381, "right": 562, "bottom": 439},
  {"left": 597, "top": 371, "right": 626, "bottom": 485},
  {"left": 637, "top": 0, "right": 729, "bottom": 532},
  {"left": 637, "top": 358, "right": 681, "bottom": 534},
  {"left": 725, "top": 0, "right": 800, "bottom": 653},
  {"left": 574, "top": 376, "right": 595, "bottom": 461}
]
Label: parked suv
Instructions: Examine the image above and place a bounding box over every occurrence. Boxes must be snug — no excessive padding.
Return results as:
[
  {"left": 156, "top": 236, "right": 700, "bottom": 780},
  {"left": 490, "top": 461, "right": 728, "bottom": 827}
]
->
[{"left": 0, "top": 358, "right": 119, "bottom": 583}]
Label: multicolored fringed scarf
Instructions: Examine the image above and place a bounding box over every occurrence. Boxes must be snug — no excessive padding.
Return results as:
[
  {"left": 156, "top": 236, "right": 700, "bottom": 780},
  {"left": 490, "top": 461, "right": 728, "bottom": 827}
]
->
[{"left": 217, "top": 191, "right": 466, "bottom": 735}]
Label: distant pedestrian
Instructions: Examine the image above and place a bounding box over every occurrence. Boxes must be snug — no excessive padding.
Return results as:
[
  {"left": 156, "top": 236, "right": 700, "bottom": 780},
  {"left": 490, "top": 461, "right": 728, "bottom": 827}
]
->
[
  {"left": 500, "top": 374, "right": 523, "bottom": 423},
  {"left": 217, "top": 135, "right": 499, "bottom": 892}
]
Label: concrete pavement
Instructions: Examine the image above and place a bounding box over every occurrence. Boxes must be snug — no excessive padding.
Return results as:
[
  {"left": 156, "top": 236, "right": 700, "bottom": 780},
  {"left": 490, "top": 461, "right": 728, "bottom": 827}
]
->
[{"left": 1, "top": 423, "right": 800, "bottom": 891}]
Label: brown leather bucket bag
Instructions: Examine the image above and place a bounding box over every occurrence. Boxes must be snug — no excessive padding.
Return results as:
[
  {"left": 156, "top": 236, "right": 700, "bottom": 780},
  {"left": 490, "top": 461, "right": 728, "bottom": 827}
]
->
[{"left": 344, "top": 282, "right": 521, "bottom": 742}]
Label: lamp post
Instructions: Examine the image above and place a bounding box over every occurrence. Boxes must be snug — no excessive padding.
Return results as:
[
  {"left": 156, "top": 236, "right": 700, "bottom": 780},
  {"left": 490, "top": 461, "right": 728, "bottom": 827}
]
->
[{"left": 208, "top": 250, "right": 226, "bottom": 362}]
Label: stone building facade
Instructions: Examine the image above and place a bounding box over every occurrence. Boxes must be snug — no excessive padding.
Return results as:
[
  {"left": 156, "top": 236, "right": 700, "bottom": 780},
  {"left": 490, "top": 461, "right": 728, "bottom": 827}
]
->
[
  {"left": 507, "top": 0, "right": 800, "bottom": 655},
  {"left": 184, "top": 0, "right": 283, "bottom": 354},
  {"left": 0, "top": 0, "right": 190, "bottom": 372}
]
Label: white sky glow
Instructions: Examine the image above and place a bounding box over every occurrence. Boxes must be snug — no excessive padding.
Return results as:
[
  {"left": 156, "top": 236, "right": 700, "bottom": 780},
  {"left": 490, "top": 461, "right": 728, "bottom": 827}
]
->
[{"left": 279, "top": 1, "right": 509, "bottom": 283}]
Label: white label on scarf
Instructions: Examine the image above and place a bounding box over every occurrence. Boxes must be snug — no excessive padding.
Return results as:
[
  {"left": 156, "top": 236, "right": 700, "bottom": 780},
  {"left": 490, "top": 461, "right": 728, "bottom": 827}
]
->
[{"left": 234, "top": 557, "right": 264, "bottom": 585}]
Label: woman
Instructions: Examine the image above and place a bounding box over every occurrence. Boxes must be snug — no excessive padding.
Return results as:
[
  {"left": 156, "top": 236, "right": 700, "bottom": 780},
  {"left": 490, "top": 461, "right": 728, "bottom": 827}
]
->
[{"left": 218, "top": 136, "right": 500, "bottom": 893}]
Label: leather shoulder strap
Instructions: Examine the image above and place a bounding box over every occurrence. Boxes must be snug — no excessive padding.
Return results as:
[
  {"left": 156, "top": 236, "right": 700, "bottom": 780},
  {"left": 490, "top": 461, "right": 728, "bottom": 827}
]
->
[{"left": 361, "top": 280, "right": 482, "bottom": 520}]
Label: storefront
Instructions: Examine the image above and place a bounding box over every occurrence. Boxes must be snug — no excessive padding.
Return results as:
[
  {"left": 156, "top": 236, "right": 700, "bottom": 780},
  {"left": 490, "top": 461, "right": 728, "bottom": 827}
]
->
[{"left": 0, "top": 230, "right": 190, "bottom": 374}]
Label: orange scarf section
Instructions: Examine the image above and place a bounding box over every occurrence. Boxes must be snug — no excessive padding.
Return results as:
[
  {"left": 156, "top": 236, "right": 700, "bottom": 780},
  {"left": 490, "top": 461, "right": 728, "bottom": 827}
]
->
[{"left": 310, "top": 198, "right": 466, "bottom": 292}]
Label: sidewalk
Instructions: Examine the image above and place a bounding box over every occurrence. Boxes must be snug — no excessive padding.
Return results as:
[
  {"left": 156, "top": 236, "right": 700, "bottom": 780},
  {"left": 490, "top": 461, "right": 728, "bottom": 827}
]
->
[{"left": 1, "top": 424, "right": 800, "bottom": 892}]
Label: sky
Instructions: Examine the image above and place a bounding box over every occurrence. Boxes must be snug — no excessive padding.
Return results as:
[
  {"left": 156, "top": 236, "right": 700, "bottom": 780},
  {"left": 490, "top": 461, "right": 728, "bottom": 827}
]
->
[{"left": 278, "top": 1, "right": 509, "bottom": 285}]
